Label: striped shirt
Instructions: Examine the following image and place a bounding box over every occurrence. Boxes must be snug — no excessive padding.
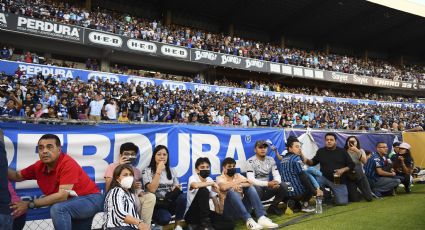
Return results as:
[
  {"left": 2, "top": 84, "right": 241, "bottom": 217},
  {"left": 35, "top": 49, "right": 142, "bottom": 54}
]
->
[
  {"left": 280, "top": 153, "right": 305, "bottom": 197},
  {"left": 104, "top": 186, "right": 140, "bottom": 229},
  {"left": 364, "top": 152, "right": 385, "bottom": 182}
]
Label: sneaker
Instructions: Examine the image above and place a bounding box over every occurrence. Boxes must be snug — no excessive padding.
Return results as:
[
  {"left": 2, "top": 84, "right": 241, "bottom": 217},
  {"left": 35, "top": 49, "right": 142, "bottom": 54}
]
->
[
  {"left": 301, "top": 206, "right": 315, "bottom": 213},
  {"left": 174, "top": 225, "right": 184, "bottom": 230},
  {"left": 267, "top": 205, "right": 284, "bottom": 216},
  {"left": 405, "top": 184, "right": 411, "bottom": 193},
  {"left": 257, "top": 216, "right": 278, "bottom": 229},
  {"left": 246, "top": 218, "right": 263, "bottom": 230}
]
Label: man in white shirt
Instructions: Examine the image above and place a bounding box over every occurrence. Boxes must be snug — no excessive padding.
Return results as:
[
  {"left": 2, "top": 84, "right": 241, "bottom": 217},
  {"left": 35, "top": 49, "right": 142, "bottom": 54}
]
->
[
  {"left": 88, "top": 93, "right": 104, "bottom": 121},
  {"left": 104, "top": 99, "right": 118, "bottom": 120},
  {"left": 246, "top": 140, "right": 287, "bottom": 216}
]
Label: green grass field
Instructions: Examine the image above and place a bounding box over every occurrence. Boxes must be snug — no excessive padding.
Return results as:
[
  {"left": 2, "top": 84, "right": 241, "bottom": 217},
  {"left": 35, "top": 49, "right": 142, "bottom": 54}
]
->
[{"left": 234, "top": 183, "right": 425, "bottom": 230}]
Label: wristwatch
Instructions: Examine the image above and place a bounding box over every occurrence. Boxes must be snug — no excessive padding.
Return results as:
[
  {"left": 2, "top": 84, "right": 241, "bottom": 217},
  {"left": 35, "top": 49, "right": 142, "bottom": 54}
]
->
[{"left": 28, "top": 201, "right": 36, "bottom": 209}]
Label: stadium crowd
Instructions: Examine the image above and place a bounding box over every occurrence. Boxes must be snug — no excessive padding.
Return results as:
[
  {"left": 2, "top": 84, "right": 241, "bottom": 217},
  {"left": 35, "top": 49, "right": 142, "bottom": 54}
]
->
[
  {"left": 1, "top": 0, "right": 425, "bottom": 83},
  {"left": 0, "top": 69, "right": 424, "bottom": 132}
]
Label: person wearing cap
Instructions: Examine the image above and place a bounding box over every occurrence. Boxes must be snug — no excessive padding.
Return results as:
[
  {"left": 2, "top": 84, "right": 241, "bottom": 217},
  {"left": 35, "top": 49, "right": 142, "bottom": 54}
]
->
[
  {"left": 246, "top": 140, "right": 287, "bottom": 216},
  {"left": 387, "top": 142, "right": 401, "bottom": 159},
  {"left": 391, "top": 142, "right": 414, "bottom": 193},
  {"left": 104, "top": 142, "right": 156, "bottom": 225},
  {"left": 364, "top": 142, "right": 401, "bottom": 197}
]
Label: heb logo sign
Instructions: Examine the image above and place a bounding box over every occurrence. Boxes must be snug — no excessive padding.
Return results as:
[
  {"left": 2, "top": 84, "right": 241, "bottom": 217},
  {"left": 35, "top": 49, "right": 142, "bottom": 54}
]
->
[
  {"left": 0, "top": 13, "right": 6, "bottom": 26},
  {"left": 89, "top": 32, "right": 122, "bottom": 47},
  {"left": 194, "top": 50, "right": 217, "bottom": 61},
  {"left": 17, "top": 17, "right": 81, "bottom": 40},
  {"left": 127, "top": 39, "right": 157, "bottom": 53},
  {"left": 161, "top": 45, "right": 188, "bottom": 58}
]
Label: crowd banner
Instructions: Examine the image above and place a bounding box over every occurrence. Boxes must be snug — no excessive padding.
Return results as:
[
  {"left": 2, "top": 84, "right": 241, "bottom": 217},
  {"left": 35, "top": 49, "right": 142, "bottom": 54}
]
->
[
  {"left": 1, "top": 122, "right": 286, "bottom": 221},
  {"left": 1, "top": 60, "right": 425, "bottom": 109},
  {"left": 402, "top": 132, "right": 425, "bottom": 168},
  {"left": 1, "top": 12, "right": 425, "bottom": 90},
  {"left": 284, "top": 129, "right": 400, "bottom": 155}
]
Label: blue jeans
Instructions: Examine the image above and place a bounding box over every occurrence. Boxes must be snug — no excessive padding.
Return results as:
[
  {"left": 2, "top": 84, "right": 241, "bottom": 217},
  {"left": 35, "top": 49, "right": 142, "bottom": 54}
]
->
[
  {"left": 0, "top": 214, "right": 12, "bottom": 230},
  {"left": 50, "top": 193, "right": 104, "bottom": 230},
  {"left": 223, "top": 186, "right": 266, "bottom": 221},
  {"left": 153, "top": 193, "right": 186, "bottom": 226},
  {"left": 317, "top": 176, "right": 348, "bottom": 205}
]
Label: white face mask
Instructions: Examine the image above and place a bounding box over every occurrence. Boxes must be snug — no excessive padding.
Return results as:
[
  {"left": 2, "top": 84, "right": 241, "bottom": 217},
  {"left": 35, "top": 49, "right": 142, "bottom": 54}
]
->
[{"left": 120, "top": 176, "right": 134, "bottom": 189}]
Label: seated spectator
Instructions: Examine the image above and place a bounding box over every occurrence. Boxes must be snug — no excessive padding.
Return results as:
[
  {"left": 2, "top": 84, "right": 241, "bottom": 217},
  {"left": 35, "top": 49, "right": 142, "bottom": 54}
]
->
[
  {"left": 280, "top": 136, "right": 323, "bottom": 212},
  {"left": 104, "top": 164, "right": 150, "bottom": 230},
  {"left": 142, "top": 145, "right": 186, "bottom": 229},
  {"left": 388, "top": 142, "right": 401, "bottom": 159},
  {"left": 246, "top": 140, "right": 287, "bottom": 216},
  {"left": 391, "top": 142, "right": 414, "bottom": 193},
  {"left": 41, "top": 106, "right": 58, "bottom": 119},
  {"left": 8, "top": 134, "right": 103, "bottom": 230},
  {"left": 344, "top": 136, "right": 373, "bottom": 202},
  {"left": 364, "top": 142, "right": 401, "bottom": 197},
  {"left": 118, "top": 111, "right": 130, "bottom": 122},
  {"left": 0, "top": 99, "right": 19, "bottom": 117},
  {"left": 185, "top": 157, "right": 233, "bottom": 230},
  {"left": 104, "top": 142, "right": 156, "bottom": 225},
  {"left": 216, "top": 157, "right": 278, "bottom": 230},
  {"left": 301, "top": 133, "right": 355, "bottom": 205}
]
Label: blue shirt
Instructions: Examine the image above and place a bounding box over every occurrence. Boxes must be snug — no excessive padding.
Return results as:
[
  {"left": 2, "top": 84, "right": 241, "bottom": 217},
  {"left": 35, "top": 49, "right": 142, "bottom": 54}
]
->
[
  {"left": 280, "top": 153, "right": 305, "bottom": 197},
  {"left": 364, "top": 152, "right": 385, "bottom": 182}
]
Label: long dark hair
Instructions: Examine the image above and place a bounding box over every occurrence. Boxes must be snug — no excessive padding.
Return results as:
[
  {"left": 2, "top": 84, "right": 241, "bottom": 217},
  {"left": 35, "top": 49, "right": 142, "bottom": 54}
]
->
[
  {"left": 344, "top": 136, "right": 361, "bottom": 150},
  {"left": 109, "top": 164, "right": 136, "bottom": 193},
  {"left": 149, "top": 145, "right": 172, "bottom": 180}
]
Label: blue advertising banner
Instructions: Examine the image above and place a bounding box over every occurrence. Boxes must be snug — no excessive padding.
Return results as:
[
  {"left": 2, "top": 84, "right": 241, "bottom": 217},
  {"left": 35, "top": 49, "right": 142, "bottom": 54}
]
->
[
  {"left": 1, "top": 122, "right": 286, "bottom": 220},
  {"left": 1, "top": 60, "right": 424, "bottom": 109}
]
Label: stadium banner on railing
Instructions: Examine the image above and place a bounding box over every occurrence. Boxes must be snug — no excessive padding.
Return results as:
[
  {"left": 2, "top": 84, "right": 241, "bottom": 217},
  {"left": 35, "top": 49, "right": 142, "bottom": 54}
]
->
[
  {"left": 1, "top": 122, "right": 286, "bottom": 220},
  {"left": 402, "top": 132, "right": 425, "bottom": 168},
  {"left": 0, "top": 12, "right": 85, "bottom": 43},
  {"left": 190, "top": 49, "right": 269, "bottom": 73},
  {"left": 1, "top": 60, "right": 424, "bottom": 109},
  {"left": 83, "top": 28, "right": 190, "bottom": 61}
]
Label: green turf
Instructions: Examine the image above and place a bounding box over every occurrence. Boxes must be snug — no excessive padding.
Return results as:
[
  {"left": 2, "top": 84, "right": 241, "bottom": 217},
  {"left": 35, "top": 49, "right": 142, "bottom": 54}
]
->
[{"left": 235, "top": 184, "right": 425, "bottom": 230}]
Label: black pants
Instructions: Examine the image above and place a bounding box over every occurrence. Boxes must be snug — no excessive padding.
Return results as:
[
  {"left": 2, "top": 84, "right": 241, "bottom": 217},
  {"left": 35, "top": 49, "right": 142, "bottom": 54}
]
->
[
  {"left": 299, "top": 172, "right": 315, "bottom": 202},
  {"left": 394, "top": 173, "right": 411, "bottom": 188},
  {"left": 254, "top": 183, "right": 287, "bottom": 207},
  {"left": 185, "top": 187, "right": 211, "bottom": 225},
  {"left": 13, "top": 213, "right": 26, "bottom": 230},
  {"left": 346, "top": 176, "right": 373, "bottom": 202}
]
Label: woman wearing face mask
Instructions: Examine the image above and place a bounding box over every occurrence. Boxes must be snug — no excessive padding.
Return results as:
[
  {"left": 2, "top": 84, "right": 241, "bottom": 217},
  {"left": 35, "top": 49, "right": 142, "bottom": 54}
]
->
[
  {"left": 104, "top": 164, "right": 150, "bottom": 230},
  {"left": 344, "top": 136, "right": 373, "bottom": 202},
  {"left": 142, "top": 145, "right": 186, "bottom": 230}
]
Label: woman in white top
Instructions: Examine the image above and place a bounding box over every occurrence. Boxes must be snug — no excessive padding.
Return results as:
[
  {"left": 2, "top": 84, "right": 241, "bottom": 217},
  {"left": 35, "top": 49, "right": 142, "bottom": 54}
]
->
[
  {"left": 104, "top": 164, "right": 150, "bottom": 230},
  {"left": 142, "top": 145, "right": 186, "bottom": 230}
]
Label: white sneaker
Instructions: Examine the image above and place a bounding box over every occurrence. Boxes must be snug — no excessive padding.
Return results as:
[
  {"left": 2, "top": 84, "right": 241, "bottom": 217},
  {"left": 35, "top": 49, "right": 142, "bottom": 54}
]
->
[
  {"left": 301, "top": 206, "right": 316, "bottom": 213},
  {"left": 246, "top": 218, "right": 263, "bottom": 230},
  {"left": 174, "top": 225, "right": 183, "bottom": 230},
  {"left": 257, "top": 216, "right": 278, "bottom": 229}
]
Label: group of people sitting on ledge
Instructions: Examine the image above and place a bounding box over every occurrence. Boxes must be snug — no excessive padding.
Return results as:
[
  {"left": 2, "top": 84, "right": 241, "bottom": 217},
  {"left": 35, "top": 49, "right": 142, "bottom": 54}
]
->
[{"left": 2, "top": 132, "right": 416, "bottom": 230}]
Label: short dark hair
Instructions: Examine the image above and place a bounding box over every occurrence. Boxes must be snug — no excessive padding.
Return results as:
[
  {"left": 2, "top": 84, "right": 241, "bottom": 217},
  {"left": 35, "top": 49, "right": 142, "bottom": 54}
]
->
[
  {"left": 195, "top": 157, "right": 211, "bottom": 169},
  {"left": 222, "top": 157, "right": 236, "bottom": 168},
  {"left": 376, "top": 141, "right": 387, "bottom": 147},
  {"left": 38, "top": 134, "right": 61, "bottom": 146},
  {"left": 120, "top": 142, "right": 139, "bottom": 155},
  {"left": 325, "top": 132, "right": 337, "bottom": 140},
  {"left": 286, "top": 136, "right": 300, "bottom": 148}
]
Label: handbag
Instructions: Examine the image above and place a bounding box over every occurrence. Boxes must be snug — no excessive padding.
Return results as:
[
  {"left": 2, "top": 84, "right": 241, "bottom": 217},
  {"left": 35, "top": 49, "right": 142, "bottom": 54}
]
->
[{"left": 156, "top": 187, "right": 182, "bottom": 209}]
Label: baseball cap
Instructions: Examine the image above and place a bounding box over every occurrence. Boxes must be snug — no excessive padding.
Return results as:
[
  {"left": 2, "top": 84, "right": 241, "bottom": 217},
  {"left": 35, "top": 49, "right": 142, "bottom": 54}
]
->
[
  {"left": 398, "top": 142, "right": 411, "bottom": 150},
  {"left": 255, "top": 140, "right": 268, "bottom": 148}
]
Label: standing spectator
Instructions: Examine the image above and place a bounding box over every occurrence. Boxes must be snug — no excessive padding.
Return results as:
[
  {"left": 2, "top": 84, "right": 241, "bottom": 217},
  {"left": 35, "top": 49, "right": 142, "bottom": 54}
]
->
[
  {"left": 8, "top": 134, "right": 103, "bottom": 230},
  {"left": 8, "top": 181, "right": 26, "bottom": 230},
  {"left": 1, "top": 46, "right": 10, "bottom": 60},
  {"left": 58, "top": 98, "right": 69, "bottom": 119},
  {"left": 0, "top": 99, "right": 19, "bottom": 117},
  {"left": 142, "top": 145, "right": 186, "bottom": 229},
  {"left": 104, "top": 98, "right": 118, "bottom": 121},
  {"left": 257, "top": 112, "right": 270, "bottom": 127},
  {"left": 364, "top": 142, "right": 401, "bottom": 197},
  {"left": 88, "top": 93, "right": 104, "bottom": 121}
]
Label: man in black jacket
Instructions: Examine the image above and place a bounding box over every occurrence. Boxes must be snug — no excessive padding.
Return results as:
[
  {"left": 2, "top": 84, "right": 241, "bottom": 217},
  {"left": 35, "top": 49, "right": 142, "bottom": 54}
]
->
[
  {"left": 300, "top": 132, "right": 355, "bottom": 205},
  {"left": 0, "top": 129, "right": 12, "bottom": 229}
]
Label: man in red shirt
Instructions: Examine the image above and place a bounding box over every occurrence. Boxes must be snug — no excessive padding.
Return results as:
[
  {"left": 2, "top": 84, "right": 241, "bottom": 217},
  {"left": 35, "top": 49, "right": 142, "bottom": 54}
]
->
[{"left": 8, "top": 134, "right": 103, "bottom": 230}]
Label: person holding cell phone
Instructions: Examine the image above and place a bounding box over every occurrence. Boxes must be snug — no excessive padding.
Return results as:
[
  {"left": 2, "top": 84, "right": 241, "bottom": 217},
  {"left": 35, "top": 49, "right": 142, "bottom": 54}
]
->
[
  {"left": 300, "top": 133, "right": 355, "bottom": 205},
  {"left": 344, "top": 136, "right": 373, "bottom": 202},
  {"left": 142, "top": 145, "right": 186, "bottom": 230},
  {"left": 104, "top": 142, "right": 156, "bottom": 226}
]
